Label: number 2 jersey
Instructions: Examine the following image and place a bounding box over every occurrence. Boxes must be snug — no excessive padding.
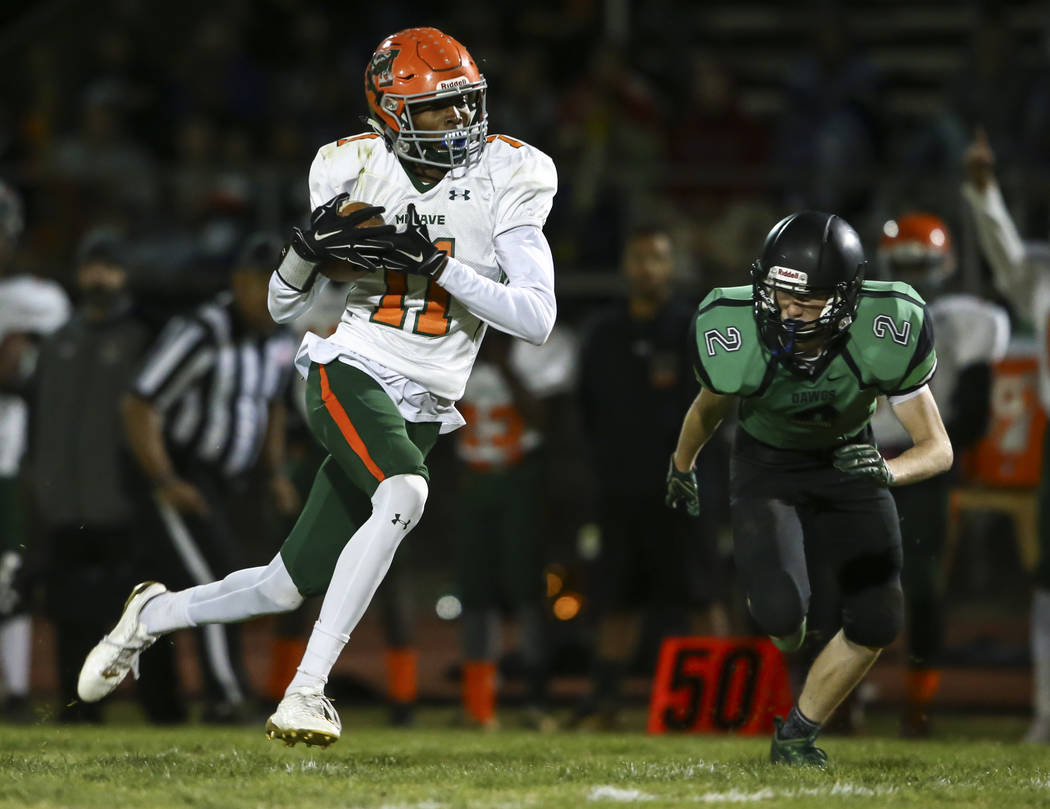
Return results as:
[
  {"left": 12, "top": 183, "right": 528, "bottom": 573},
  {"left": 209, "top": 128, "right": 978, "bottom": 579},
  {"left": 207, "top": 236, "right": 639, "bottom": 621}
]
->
[
  {"left": 691, "top": 280, "right": 937, "bottom": 450},
  {"left": 297, "top": 132, "right": 556, "bottom": 402}
]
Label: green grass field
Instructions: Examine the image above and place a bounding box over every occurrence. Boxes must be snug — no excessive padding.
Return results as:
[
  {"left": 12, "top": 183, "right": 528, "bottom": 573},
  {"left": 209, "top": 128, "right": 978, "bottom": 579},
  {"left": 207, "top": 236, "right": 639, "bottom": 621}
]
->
[{"left": 2, "top": 709, "right": 1048, "bottom": 808}]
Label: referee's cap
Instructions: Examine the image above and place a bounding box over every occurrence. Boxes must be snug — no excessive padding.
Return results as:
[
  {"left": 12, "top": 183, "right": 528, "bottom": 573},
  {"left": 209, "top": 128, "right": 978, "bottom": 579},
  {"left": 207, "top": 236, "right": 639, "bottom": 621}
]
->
[{"left": 76, "top": 228, "right": 130, "bottom": 269}]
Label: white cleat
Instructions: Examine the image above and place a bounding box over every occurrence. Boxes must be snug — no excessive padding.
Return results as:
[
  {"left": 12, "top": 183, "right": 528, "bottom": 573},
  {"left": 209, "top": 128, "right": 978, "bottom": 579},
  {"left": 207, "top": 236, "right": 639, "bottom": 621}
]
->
[
  {"left": 77, "top": 581, "right": 166, "bottom": 702},
  {"left": 265, "top": 688, "right": 342, "bottom": 748}
]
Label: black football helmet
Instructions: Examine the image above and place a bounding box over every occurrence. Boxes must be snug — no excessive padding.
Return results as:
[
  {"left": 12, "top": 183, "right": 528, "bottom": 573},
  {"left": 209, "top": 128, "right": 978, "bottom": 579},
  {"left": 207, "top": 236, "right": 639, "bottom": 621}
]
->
[{"left": 751, "top": 211, "right": 866, "bottom": 377}]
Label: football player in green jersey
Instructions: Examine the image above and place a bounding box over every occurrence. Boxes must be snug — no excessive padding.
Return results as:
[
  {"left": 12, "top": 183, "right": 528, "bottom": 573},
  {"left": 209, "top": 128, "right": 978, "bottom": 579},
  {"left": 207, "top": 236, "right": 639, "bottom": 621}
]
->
[{"left": 666, "top": 211, "right": 954, "bottom": 766}]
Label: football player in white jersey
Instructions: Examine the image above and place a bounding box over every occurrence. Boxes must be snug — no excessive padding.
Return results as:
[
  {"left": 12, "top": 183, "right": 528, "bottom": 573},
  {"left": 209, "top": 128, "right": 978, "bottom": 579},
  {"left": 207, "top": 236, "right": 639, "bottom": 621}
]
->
[
  {"left": 78, "top": 27, "right": 557, "bottom": 747},
  {"left": 870, "top": 213, "right": 1009, "bottom": 736},
  {"left": 0, "top": 180, "right": 70, "bottom": 720},
  {"left": 961, "top": 128, "right": 1050, "bottom": 743}
]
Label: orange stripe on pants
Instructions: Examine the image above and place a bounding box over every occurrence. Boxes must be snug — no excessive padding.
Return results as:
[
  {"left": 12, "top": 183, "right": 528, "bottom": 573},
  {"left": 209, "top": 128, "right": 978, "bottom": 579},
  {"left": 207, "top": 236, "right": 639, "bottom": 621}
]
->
[{"left": 318, "top": 365, "right": 386, "bottom": 483}]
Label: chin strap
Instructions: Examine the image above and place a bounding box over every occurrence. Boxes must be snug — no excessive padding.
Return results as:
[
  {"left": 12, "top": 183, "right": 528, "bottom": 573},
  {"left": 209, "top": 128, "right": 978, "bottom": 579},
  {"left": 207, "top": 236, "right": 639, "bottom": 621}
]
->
[{"left": 774, "top": 320, "right": 800, "bottom": 358}]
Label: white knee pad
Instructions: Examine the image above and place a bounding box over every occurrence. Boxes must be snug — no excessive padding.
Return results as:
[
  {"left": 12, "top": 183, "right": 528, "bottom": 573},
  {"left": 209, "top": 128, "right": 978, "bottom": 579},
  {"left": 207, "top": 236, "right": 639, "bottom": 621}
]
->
[
  {"left": 256, "top": 555, "right": 305, "bottom": 613},
  {"left": 371, "top": 473, "right": 428, "bottom": 532}
]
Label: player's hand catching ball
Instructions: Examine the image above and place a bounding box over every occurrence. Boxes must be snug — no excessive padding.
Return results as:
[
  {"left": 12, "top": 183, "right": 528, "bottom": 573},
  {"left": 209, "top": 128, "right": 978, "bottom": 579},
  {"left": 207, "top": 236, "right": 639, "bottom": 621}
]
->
[
  {"left": 291, "top": 193, "right": 394, "bottom": 271},
  {"left": 832, "top": 443, "right": 894, "bottom": 487},
  {"left": 371, "top": 203, "right": 448, "bottom": 277},
  {"left": 665, "top": 455, "right": 700, "bottom": 516}
]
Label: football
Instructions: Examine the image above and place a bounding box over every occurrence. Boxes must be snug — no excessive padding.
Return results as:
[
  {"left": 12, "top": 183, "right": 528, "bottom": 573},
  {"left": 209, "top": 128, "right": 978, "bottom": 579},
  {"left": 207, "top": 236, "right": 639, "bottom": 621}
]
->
[{"left": 318, "top": 200, "right": 385, "bottom": 283}]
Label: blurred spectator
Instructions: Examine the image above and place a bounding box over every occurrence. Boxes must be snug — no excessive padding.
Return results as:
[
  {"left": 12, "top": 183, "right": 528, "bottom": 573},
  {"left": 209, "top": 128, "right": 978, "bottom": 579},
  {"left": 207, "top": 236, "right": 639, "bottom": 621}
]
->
[
  {"left": 45, "top": 91, "right": 158, "bottom": 228},
  {"left": 771, "top": 8, "right": 884, "bottom": 217},
  {"left": 570, "top": 225, "right": 728, "bottom": 729},
  {"left": 0, "top": 180, "right": 69, "bottom": 721},
  {"left": 552, "top": 42, "right": 665, "bottom": 268},
  {"left": 453, "top": 328, "right": 575, "bottom": 730},
  {"left": 870, "top": 212, "right": 1009, "bottom": 736},
  {"left": 668, "top": 51, "right": 768, "bottom": 211},
  {"left": 28, "top": 229, "right": 185, "bottom": 723},
  {"left": 122, "top": 233, "right": 298, "bottom": 721},
  {"left": 961, "top": 128, "right": 1050, "bottom": 743}
]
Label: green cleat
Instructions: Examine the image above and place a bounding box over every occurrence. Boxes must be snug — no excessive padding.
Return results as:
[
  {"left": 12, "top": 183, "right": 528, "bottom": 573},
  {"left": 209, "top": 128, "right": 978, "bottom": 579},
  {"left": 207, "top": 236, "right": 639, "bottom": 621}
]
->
[{"left": 769, "top": 716, "right": 828, "bottom": 768}]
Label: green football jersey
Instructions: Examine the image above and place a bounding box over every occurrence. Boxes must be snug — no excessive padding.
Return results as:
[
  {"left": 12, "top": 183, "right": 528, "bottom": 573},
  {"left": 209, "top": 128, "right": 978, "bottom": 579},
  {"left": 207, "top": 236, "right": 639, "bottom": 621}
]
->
[{"left": 691, "top": 281, "right": 936, "bottom": 450}]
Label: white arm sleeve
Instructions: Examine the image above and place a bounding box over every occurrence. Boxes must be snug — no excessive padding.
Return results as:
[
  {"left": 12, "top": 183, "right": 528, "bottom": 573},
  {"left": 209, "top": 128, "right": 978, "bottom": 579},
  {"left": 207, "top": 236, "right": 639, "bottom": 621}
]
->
[
  {"left": 267, "top": 270, "right": 331, "bottom": 325},
  {"left": 962, "top": 181, "right": 1050, "bottom": 317},
  {"left": 435, "top": 224, "right": 556, "bottom": 345}
]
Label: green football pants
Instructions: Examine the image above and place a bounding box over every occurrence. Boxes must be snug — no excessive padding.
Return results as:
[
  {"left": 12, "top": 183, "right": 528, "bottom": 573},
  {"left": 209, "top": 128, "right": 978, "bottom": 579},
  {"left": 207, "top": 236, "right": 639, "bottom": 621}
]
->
[{"left": 280, "top": 361, "right": 440, "bottom": 597}]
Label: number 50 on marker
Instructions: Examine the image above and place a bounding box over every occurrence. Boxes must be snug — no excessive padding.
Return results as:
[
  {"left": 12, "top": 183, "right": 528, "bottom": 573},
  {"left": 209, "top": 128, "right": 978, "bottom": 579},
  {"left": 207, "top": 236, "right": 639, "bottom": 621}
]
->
[{"left": 647, "top": 637, "right": 793, "bottom": 735}]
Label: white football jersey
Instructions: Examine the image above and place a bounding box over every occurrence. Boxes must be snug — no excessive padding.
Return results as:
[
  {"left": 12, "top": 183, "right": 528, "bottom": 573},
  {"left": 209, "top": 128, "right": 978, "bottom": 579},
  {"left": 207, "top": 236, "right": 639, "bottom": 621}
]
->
[
  {"left": 304, "top": 132, "right": 556, "bottom": 401},
  {"left": 0, "top": 275, "right": 70, "bottom": 475}
]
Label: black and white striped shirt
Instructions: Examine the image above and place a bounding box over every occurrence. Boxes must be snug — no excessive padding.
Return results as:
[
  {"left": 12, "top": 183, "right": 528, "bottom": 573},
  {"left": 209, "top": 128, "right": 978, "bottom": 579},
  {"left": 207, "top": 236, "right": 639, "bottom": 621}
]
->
[{"left": 132, "top": 293, "right": 297, "bottom": 478}]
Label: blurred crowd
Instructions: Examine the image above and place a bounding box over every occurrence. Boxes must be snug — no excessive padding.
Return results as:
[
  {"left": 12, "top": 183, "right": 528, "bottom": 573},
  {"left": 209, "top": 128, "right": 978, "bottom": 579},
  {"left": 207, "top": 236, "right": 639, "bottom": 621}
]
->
[
  {"left": 1, "top": 0, "right": 1050, "bottom": 733},
  {"left": 3, "top": 1, "right": 1050, "bottom": 293}
]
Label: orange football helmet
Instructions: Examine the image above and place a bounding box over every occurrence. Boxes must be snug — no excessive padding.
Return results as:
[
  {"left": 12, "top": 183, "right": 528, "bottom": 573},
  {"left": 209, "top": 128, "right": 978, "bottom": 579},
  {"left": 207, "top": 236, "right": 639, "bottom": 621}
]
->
[
  {"left": 878, "top": 212, "right": 955, "bottom": 290},
  {"left": 364, "top": 27, "right": 488, "bottom": 174}
]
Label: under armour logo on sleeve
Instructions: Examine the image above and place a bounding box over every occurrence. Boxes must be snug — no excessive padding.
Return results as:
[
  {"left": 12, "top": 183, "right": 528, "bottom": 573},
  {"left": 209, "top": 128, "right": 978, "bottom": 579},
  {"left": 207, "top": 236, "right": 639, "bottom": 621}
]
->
[{"left": 391, "top": 513, "right": 411, "bottom": 529}]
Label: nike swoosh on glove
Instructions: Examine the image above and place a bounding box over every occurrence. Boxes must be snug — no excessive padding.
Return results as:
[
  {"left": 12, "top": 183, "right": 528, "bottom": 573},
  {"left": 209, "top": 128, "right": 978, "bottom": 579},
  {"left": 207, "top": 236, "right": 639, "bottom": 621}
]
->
[
  {"left": 291, "top": 193, "right": 395, "bottom": 270},
  {"left": 367, "top": 203, "right": 449, "bottom": 277},
  {"left": 831, "top": 443, "right": 894, "bottom": 487},
  {"left": 665, "top": 456, "right": 700, "bottom": 517}
]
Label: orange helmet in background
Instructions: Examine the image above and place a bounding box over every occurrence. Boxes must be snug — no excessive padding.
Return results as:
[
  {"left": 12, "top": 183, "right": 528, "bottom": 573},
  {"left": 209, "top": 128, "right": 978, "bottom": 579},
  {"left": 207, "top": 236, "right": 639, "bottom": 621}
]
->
[
  {"left": 364, "top": 27, "right": 488, "bottom": 174},
  {"left": 878, "top": 212, "right": 955, "bottom": 292}
]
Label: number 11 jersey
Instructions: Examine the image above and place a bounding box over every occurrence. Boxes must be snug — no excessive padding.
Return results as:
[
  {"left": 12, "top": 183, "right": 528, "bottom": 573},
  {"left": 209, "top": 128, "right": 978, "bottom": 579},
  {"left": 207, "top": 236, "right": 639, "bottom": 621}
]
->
[{"left": 305, "top": 132, "right": 556, "bottom": 401}]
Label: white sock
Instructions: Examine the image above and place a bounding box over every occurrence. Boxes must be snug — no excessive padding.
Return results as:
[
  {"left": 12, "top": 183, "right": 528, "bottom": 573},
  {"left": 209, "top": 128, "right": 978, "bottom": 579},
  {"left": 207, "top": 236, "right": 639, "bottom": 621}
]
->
[
  {"left": 288, "top": 621, "right": 350, "bottom": 692},
  {"left": 286, "top": 474, "right": 427, "bottom": 695},
  {"left": 0, "top": 615, "right": 32, "bottom": 696},
  {"left": 142, "top": 555, "right": 303, "bottom": 635},
  {"left": 1033, "top": 588, "right": 1050, "bottom": 720}
]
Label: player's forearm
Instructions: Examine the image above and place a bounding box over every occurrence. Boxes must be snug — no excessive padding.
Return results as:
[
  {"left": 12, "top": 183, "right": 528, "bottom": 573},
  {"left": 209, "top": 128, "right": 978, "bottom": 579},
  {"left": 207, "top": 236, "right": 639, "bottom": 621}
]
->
[
  {"left": 962, "top": 181, "right": 1040, "bottom": 305},
  {"left": 122, "top": 393, "right": 177, "bottom": 485},
  {"left": 885, "top": 437, "right": 953, "bottom": 486},
  {"left": 268, "top": 268, "right": 326, "bottom": 324},
  {"left": 672, "top": 389, "right": 730, "bottom": 471},
  {"left": 888, "top": 387, "right": 955, "bottom": 485},
  {"left": 437, "top": 258, "right": 554, "bottom": 344},
  {"left": 436, "top": 226, "right": 556, "bottom": 345}
]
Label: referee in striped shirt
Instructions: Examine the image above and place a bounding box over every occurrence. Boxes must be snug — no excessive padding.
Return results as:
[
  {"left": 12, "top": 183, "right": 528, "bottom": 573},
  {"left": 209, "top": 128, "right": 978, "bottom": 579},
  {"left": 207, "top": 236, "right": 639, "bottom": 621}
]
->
[{"left": 124, "top": 234, "right": 299, "bottom": 721}]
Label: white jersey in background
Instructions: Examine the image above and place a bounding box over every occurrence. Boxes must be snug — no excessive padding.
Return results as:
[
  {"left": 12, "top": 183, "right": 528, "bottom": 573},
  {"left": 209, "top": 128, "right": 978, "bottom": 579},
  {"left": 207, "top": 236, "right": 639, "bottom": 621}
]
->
[
  {"left": 962, "top": 181, "right": 1050, "bottom": 412},
  {"left": 456, "top": 326, "right": 576, "bottom": 470},
  {"left": 270, "top": 132, "right": 557, "bottom": 417},
  {"left": 0, "top": 276, "right": 70, "bottom": 475}
]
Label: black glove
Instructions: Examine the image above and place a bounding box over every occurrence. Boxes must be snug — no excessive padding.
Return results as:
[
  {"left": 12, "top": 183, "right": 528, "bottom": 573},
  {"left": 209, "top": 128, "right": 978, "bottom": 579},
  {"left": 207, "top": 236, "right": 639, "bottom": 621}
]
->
[
  {"left": 291, "top": 193, "right": 395, "bottom": 270},
  {"left": 371, "top": 203, "right": 448, "bottom": 277},
  {"left": 665, "top": 456, "right": 700, "bottom": 517},
  {"left": 832, "top": 443, "right": 894, "bottom": 487}
]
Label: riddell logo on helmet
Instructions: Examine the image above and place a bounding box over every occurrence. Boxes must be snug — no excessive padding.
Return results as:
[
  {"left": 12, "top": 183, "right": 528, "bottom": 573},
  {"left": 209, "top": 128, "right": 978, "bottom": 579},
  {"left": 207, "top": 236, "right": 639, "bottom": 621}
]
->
[
  {"left": 437, "top": 77, "right": 470, "bottom": 90},
  {"left": 769, "top": 266, "right": 809, "bottom": 285}
]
